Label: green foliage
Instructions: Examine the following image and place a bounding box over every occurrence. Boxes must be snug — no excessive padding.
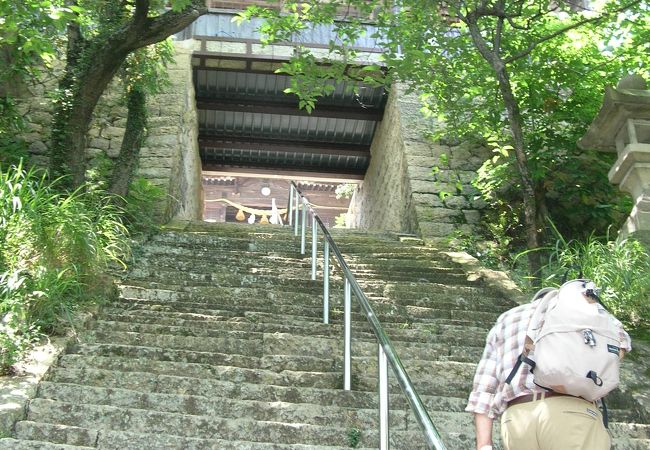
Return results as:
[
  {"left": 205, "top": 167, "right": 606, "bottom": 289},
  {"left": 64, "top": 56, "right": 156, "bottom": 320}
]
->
[
  {"left": 334, "top": 213, "right": 347, "bottom": 228},
  {"left": 0, "top": 0, "right": 69, "bottom": 83},
  {"left": 346, "top": 427, "right": 361, "bottom": 448},
  {"left": 242, "top": 0, "right": 647, "bottom": 271},
  {"left": 0, "top": 0, "right": 69, "bottom": 155},
  {"left": 123, "top": 177, "right": 165, "bottom": 236},
  {"left": 447, "top": 229, "right": 510, "bottom": 270},
  {"left": 120, "top": 39, "right": 175, "bottom": 97},
  {"left": 541, "top": 226, "right": 650, "bottom": 329},
  {"left": 0, "top": 162, "right": 130, "bottom": 372},
  {"left": 335, "top": 183, "right": 356, "bottom": 200},
  {"left": 0, "top": 305, "right": 38, "bottom": 374}
]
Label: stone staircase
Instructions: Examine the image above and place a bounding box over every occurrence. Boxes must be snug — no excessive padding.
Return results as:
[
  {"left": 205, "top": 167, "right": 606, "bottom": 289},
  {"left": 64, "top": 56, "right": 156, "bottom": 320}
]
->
[{"left": 2, "top": 221, "right": 649, "bottom": 449}]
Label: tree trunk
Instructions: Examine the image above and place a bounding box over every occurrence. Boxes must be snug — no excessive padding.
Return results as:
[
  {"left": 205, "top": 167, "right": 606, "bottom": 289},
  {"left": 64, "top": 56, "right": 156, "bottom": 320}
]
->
[
  {"left": 109, "top": 87, "right": 146, "bottom": 197},
  {"left": 49, "top": 3, "right": 206, "bottom": 188},
  {"left": 50, "top": 46, "right": 129, "bottom": 187},
  {"left": 493, "top": 67, "right": 543, "bottom": 284},
  {"left": 464, "top": 18, "right": 543, "bottom": 285}
]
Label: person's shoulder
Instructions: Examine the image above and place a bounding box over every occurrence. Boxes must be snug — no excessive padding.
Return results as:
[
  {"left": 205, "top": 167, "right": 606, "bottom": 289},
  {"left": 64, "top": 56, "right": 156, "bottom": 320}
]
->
[{"left": 495, "top": 300, "right": 536, "bottom": 324}]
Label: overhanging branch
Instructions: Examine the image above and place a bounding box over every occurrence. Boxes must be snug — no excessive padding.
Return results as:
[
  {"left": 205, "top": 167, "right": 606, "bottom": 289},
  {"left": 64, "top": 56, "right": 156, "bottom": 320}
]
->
[{"left": 504, "top": 0, "right": 643, "bottom": 64}]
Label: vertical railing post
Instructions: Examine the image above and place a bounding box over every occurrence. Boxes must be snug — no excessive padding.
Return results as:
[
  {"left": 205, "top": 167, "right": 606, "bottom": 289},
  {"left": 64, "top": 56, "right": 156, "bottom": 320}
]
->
[
  {"left": 379, "top": 343, "right": 389, "bottom": 450},
  {"left": 323, "top": 241, "right": 330, "bottom": 324},
  {"left": 311, "top": 214, "right": 317, "bottom": 280},
  {"left": 288, "top": 184, "right": 294, "bottom": 227},
  {"left": 300, "top": 198, "right": 307, "bottom": 255},
  {"left": 344, "top": 278, "right": 352, "bottom": 391},
  {"left": 294, "top": 189, "right": 300, "bottom": 236}
]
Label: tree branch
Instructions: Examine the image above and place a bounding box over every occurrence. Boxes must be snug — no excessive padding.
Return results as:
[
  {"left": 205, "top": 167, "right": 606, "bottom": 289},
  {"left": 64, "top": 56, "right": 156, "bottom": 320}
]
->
[
  {"left": 125, "top": 3, "right": 208, "bottom": 51},
  {"left": 494, "top": 16, "right": 504, "bottom": 54},
  {"left": 464, "top": 17, "right": 503, "bottom": 71},
  {"left": 133, "top": 0, "right": 150, "bottom": 27},
  {"left": 494, "top": 0, "right": 506, "bottom": 55},
  {"left": 504, "top": 0, "right": 643, "bottom": 64}
]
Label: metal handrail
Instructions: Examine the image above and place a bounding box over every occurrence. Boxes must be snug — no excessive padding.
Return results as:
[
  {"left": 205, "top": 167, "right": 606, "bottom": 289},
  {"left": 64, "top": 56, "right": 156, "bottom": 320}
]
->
[{"left": 287, "top": 182, "right": 447, "bottom": 450}]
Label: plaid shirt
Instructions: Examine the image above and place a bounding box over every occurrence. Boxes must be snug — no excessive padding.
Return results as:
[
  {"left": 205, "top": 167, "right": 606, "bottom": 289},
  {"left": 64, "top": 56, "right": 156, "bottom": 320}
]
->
[{"left": 465, "top": 299, "right": 632, "bottom": 419}]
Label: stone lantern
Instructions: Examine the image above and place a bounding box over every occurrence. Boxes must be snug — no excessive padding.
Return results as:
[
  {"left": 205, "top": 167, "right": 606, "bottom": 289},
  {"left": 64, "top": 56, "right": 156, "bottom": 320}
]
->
[{"left": 578, "top": 74, "right": 650, "bottom": 245}]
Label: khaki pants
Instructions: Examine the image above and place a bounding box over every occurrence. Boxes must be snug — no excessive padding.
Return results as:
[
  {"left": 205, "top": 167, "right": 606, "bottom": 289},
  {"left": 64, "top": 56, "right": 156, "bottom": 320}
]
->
[{"left": 501, "top": 394, "right": 611, "bottom": 450}]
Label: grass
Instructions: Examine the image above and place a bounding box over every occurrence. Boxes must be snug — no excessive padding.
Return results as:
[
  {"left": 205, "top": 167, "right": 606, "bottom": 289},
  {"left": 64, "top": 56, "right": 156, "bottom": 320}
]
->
[
  {"left": 0, "top": 162, "right": 131, "bottom": 373},
  {"left": 539, "top": 224, "right": 650, "bottom": 330},
  {"left": 347, "top": 427, "right": 361, "bottom": 448}
]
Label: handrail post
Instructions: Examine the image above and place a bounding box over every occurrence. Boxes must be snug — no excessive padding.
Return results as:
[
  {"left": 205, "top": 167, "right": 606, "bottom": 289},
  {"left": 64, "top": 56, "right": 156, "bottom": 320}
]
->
[
  {"left": 344, "top": 278, "right": 352, "bottom": 391},
  {"left": 300, "top": 197, "right": 307, "bottom": 255},
  {"left": 379, "top": 343, "right": 389, "bottom": 450},
  {"left": 294, "top": 188, "right": 300, "bottom": 236},
  {"left": 288, "top": 184, "right": 294, "bottom": 227},
  {"left": 311, "top": 214, "right": 317, "bottom": 280},
  {"left": 323, "top": 241, "right": 330, "bottom": 324}
]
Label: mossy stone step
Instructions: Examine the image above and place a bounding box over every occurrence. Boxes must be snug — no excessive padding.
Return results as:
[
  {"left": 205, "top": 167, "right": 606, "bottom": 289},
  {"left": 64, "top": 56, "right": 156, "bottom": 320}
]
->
[
  {"left": 26, "top": 398, "right": 380, "bottom": 447},
  {"left": 117, "top": 282, "right": 510, "bottom": 313},
  {"left": 0, "top": 438, "right": 94, "bottom": 449},
  {"left": 13, "top": 422, "right": 378, "bottom": 450},
  {"left": 46, "top": 364, "right": 469, "bottom": 412},
  {"left": 110, "top": 292, "right": 501, "bottom": 325},
  {"left": 91, "top": 318, "right": 487, "bottom": 348},
  {"left": 36, "top": 382, "right": 411, "bottom": 431},
  {"left": 134, "top": 255, "right": 465, "bottom": 284}
]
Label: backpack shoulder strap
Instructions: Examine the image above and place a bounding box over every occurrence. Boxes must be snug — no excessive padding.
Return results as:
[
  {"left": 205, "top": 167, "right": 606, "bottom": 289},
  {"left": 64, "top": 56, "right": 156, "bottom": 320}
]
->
[
  {"left": 526, "top": 288, "right": 558, "bottom": 339},
  {"left": 505, "top": 288, "right": 559, "bottom": 385}
]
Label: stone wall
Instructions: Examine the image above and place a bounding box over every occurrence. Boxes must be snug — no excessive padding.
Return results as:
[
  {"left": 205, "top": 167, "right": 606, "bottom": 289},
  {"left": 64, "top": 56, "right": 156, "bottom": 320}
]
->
[
  {"left": 350, "top": 84, "right": 490, "bottom": 244},
  {"left": 17, "top": 40, "right": 202, "bottom": 223},
  {"left": 138, "top": 40, "right": 203, "bottom": 221}
]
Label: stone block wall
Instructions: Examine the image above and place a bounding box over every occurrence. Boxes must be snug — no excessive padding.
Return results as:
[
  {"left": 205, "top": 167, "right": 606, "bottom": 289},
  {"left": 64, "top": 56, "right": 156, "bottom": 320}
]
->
[
  {"left": 138, "top": 40, "right": 203, "bottom": 221},
  {"left": 350, "top": 84, "right": 490, "bottom": 244},
  {"left": 17, "top": 40, "right": 202, "bottom": 224}
]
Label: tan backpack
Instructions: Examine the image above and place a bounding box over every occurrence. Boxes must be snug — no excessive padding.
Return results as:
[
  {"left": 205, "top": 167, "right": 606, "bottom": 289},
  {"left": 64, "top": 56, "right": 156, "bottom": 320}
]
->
[{"left": 506, "top": 279, "right": 623, "bottom": 402}]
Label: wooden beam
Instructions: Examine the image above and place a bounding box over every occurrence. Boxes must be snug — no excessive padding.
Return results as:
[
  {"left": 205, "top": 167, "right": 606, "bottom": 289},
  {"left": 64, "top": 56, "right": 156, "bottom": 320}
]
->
[
  {"left": 196, "top": 97, "right": 383, "bottom": 121},
  {"left": 202, "top": 167, "right": 364, "bottom": 182},
  {"left": 200, "top": 157, "right": 368, "bottom": 175},
  {"left": 195, "top": 35, "right": 385, "bottom": 55},
  {"left": 199, "top": 138, "right": 370, "bottom": 157}
]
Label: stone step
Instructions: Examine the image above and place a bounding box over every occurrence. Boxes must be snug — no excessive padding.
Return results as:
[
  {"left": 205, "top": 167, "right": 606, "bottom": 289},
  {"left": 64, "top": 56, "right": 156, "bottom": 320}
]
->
[
  {"left": 101, "top": 302, "right": 494, "bottom": 339},
  {"left": 96, "top": 312, "right": 490, "bottom": 353},
  {"left": 49, "top": 355, "right": 475, "bottom": 398},
  {"left": 126, "top": 268, "right": 335, "bottom": 291},
  {"left": 81, "top": 325, "right": 484, "bottom": 367},
  {"left": 13, "top": 418, "right": 485, "bottom": 450},
  {"left": 137, "top": 245, "right": 460, "bottom": 271},
  {"left": 33, "top": 376, "right": 650, "bottom": 446},
  {"left": 109, "top": 293, "right": 501, "bottom": 326},
  {"left": 0, "top": 438, "right": 94, "bottom": 449},
  {"left": 153, "top": 225, "right": 435, "bottom": 251},
  {"left": 134, "top": 256, "right": 464, "bottom": 285},
  {"left": 46, "top": 361, "right": 469, "bottom": 411},
  {"left": 140, "top": 245, "right": 461, "bottom": 275},
  {"left": 24, "top": 398, "right": 398, "bottom": 448},
  {"left": 117, "top": 282, "right": 512, "bottom": 312},
  {"left": 35, "top": 382, "right": 414, "bottom": 431},
  {"left": 118, "top": 275, "right": 495, "bottom": 305},
  {"left": 172, "top": 221, "right": 417, "bottom": 244},
  {"left": 109, "top": 290, "right": 501, "bottom": 328},
  {"left": 104, "top": 297, "right": 491, "bottom": 332},
  {"left": 13, "top": 422, "right": 377, "bottom": 450},
  {"left": 140, "top": 239, "right": 452, "bottom": 263},
  {"left": 91, "top": 317, "right": 487, "bottom": 348},
  {"left": 68, "top": 342, "right": 477, "bottom": 393}
]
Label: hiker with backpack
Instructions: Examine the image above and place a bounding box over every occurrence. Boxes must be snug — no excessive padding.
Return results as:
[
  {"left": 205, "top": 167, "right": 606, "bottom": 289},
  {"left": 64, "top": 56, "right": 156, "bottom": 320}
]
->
[{"left": 465, "top": 279, "right": 631, "bottom": 450}]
